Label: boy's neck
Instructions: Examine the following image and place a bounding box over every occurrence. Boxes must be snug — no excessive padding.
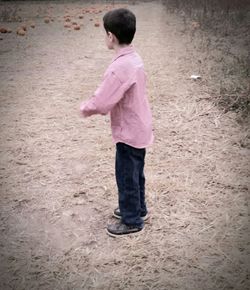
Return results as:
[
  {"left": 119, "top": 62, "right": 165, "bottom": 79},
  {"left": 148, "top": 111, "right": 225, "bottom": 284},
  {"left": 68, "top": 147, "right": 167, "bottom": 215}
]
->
[{"left": 113, "top": 43, "right": 131, "bottom": 53}]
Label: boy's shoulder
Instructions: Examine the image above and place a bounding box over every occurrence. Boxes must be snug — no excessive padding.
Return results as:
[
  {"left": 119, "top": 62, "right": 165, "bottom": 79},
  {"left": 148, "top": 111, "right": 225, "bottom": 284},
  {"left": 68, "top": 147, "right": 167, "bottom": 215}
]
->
[
  {"left": 109, "top": 58, "right": 143, "bottom": 84},
  {"left": 109, "top": 50, "right": 143, "bottom": 73}
]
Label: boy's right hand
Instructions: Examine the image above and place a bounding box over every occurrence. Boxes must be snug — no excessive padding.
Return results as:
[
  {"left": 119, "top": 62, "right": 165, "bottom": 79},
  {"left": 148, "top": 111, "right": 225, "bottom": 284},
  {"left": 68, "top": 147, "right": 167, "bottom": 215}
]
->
[{"left": 80, "top": 102, "right": 89, "bottom": 118}]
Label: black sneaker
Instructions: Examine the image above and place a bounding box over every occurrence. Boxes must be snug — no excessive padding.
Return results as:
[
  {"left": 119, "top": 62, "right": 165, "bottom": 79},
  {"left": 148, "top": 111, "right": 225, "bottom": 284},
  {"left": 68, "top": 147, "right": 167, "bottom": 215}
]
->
[
  {"left": 113, "top": 207, "right": 149, "bottom": 221},
  {"left": 106, "top": 221, "right": 143, "bottom": 237}
]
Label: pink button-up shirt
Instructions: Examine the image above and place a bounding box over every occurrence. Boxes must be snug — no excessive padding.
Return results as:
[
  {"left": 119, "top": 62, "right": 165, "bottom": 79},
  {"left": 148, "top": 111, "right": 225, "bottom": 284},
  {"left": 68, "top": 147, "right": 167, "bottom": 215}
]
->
[{"left": 80, "top": 46, "right": 153, "bottom": 149}]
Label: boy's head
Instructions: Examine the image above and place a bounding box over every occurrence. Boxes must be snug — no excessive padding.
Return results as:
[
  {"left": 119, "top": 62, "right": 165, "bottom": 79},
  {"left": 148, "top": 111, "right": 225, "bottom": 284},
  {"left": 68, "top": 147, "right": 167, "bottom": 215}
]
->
[{"left": 103, "top": 8, "right": 136, "bottom": 49}]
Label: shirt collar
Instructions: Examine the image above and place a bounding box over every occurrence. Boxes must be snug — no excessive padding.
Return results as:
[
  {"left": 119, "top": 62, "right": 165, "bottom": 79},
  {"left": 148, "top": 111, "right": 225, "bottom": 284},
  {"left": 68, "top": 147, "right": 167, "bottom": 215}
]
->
[{"left": 112, "top": 45, "right": 135, "bottom": 63}]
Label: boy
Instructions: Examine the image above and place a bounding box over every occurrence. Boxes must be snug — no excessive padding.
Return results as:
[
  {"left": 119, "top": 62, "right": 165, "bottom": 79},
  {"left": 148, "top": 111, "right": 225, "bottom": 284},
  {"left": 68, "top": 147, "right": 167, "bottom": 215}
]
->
[{"left": 80, "top": 8, "right": 153, "bottom": 237}]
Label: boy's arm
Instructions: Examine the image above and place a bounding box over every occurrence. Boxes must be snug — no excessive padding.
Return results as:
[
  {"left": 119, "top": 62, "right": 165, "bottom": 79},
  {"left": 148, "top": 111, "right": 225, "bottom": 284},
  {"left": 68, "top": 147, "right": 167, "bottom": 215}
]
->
[{"left": 80, "top": 71, "right": 129, "bottom": 117}]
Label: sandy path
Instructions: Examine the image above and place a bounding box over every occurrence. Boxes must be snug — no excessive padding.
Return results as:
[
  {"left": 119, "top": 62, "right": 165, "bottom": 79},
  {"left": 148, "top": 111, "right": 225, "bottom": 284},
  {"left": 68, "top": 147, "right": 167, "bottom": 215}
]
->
[{"left": 0, "top": 1, "right": 249, "bottom": 290}]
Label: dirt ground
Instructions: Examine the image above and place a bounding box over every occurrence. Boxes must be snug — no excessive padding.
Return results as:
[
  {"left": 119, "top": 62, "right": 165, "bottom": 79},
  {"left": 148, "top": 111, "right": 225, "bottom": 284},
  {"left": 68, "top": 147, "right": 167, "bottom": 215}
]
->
[{"left": 0, "top": 1, "right": 249, "bottom": 290}]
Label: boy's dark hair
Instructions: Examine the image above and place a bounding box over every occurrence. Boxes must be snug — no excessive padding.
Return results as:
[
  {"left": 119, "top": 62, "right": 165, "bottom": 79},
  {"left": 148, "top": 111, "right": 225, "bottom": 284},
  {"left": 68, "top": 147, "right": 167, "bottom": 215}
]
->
[{"left": 103, "top": 8, "right": 136, "bottom": 45}]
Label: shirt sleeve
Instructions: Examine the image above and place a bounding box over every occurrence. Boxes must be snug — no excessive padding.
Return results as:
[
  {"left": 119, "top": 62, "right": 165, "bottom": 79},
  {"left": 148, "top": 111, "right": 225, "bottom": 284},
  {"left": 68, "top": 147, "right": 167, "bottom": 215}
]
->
[{"left": 80, "top": 71, "right": 129, "bottom": 117}]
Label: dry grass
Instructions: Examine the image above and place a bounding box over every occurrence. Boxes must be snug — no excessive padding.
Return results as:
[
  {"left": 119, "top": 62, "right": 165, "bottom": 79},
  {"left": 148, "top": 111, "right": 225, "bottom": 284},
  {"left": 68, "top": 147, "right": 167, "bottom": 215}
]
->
[
  {"left": 0, "top": 4, "right": 21, "bottom": 22},
  {"left": 162, "top": 0, "right": 250, "bottom": 123}
]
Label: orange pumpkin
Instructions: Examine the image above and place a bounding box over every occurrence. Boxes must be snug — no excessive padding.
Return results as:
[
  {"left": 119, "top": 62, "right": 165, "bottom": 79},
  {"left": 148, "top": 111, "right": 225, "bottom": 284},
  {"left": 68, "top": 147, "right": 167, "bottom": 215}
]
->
[
  {"left": 0, "top": 27, "right": 8, "bottom": 33},
  {"left": 73, "top": 25, "right": 81, "bottom": 30},
  {"left": 17, "top": 28, "right": 26, "bottom": 36}
]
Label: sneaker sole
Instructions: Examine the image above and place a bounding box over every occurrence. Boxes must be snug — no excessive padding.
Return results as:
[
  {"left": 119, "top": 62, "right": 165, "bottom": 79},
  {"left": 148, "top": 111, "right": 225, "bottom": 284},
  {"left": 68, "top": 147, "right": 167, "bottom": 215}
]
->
[
  {"left": 112, "top": 212, "right": 149, "bottom": 221},
  {"left": 106, "top": 227, "right": 144, "bottom": 238}
]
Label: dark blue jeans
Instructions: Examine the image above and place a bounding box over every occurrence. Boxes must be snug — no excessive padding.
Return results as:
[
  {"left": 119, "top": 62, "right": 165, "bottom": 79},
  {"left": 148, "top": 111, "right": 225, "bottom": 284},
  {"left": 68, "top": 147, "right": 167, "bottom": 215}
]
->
[{"left": 115, "top": 142, "right": 147, "bottom": 227}]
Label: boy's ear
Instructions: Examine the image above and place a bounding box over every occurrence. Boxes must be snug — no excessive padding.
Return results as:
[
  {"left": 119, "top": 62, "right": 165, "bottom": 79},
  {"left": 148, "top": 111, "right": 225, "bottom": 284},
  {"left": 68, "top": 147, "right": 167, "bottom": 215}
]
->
[
  {"left": 108, "top": 32, "right": 118, "bottom": 44},
  {"left": 107, "top": 31, "right": 114, "bottom": 41}
]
